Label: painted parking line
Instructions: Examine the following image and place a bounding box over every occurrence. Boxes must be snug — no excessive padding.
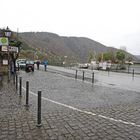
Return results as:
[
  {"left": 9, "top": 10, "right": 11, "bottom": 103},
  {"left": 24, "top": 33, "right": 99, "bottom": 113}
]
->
[{"left": 22, "top": 86, "right": 140, "bottom": 128}]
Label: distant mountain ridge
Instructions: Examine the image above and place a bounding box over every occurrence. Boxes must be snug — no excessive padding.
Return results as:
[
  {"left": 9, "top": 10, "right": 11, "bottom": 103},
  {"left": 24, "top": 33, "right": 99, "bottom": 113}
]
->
[{"left": 19, "top": 32, "right": 134, "bottom": 62}]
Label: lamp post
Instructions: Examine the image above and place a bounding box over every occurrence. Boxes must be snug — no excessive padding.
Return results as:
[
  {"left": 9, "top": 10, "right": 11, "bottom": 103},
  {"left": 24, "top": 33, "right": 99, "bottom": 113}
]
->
[
  {"left": 6, "top": 27, "right": 21, "bottom": 75},
  {"left": 4, "top": 27, "right": 11, "bottom": 81},
  {"left": 4, "top": 26, "right": 11, "bottom": 38}
]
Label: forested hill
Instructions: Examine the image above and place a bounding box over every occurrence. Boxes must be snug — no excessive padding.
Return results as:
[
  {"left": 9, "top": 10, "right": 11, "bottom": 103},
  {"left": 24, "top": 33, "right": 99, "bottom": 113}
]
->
[{"left": 19, "top": 32, "right": 132, "bottom": 62}]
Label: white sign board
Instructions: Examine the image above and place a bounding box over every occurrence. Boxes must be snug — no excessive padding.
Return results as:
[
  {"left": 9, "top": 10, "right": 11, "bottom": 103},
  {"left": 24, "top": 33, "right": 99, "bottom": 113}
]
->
[
  {"left": 9, "top": 46, "right": 18, "bottom": 52},
  {"left": 0, "top": 37, "right": 8, "bottom": 46},
  {"left": 3, "top": 60, "right": 8, "bottom": 65},
  {"left": 2, "top": 46, "right": 8, "bottom": 52}
]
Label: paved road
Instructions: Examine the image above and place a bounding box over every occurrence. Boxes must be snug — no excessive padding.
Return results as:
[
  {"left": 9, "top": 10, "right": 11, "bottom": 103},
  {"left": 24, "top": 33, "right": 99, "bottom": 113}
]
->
[
  {"left": 21, "top": 66, "right": 140, "bottom": 139},
  {"left": 1, "top": 66, "right": 140, "bottom": 139},
  {"left": 39, "top": 65, "right": 140, "bottom": 92}
]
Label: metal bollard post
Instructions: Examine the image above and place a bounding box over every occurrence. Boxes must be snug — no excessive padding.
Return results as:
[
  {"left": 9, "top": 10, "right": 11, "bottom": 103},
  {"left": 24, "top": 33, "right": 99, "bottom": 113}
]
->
[
  {"left": 16, "top": 75, "right": 18, "bottom": 90},
  {"left": 19, "top": 77, "right": 22, "bottom": 97},
  {"left": 108, "top": 69, "right": 109, "bottom": 76},
  {"left": 25, "top": 81, "right": 29, "bottom": 107},
  {"left": 37, "top": 91, "right": 42, "bottom": 127},
  {"left": 44, "top": 65, "right": 47, "bottom": 71},
  {"left": 82, "top": 71, "right": 85, "bottom": 81},
  {"left": 8, "top": 65, "right": 11, "bottom": 83},
  {"left": 92, "top": 72, "right": 94, "bottom": 83},
  {"left": 132, "top": 69, "right": 134, "bottom": 77},
  {"left": 75, "top": 70, "right": 78, "bottom": 79}
]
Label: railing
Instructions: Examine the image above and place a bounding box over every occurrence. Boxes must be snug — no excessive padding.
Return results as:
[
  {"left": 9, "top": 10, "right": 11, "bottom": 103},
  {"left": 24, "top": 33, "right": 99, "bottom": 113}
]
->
[{"left": 110, "top": 64, "right": 140, "bottom": 74}]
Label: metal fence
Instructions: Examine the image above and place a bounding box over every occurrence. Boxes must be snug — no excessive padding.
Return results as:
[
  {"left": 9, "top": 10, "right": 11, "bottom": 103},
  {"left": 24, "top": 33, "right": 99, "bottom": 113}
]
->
[{"left": 110, "top": 64, "right": 140, "bottom": 74}]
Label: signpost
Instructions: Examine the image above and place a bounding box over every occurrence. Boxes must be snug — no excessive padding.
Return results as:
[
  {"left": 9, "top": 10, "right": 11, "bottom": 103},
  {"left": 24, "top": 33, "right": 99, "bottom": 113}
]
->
[
  {"left": 0, "top": 37, "right": 8, "bottom": 46},
  {"left": 1, "top": 46, "right": 8, "bottom": 51},
  {"left": 9, "top": 46, "right": 18, "bottom": 52}
]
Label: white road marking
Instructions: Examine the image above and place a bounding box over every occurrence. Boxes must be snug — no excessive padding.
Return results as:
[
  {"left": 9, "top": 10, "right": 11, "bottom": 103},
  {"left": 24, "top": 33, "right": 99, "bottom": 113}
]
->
[{"left": 22, "top": 86, "right": 140, "bottom": 128}]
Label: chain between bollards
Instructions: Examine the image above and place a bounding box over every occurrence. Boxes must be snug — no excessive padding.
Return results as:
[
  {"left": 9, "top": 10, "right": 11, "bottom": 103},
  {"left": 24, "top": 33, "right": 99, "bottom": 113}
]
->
[
  {"left": 37, "top": 91, "right": 42, "bottom": 127},
  {"left": 19, "top": 77, "right": 22, "bottom": 97}
]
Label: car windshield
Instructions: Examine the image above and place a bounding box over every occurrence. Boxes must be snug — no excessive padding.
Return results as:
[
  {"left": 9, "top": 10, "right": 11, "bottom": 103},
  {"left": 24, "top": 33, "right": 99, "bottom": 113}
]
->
[
  {"left": 16, "top": 60, "right": 26, "bottom": 65},
  {"left": 26, "top": 60, "right": 34, "bottom": 64},
  {"left": 19, "top": 61, "right": 26, "bottom": 64},
  {"left": 16, "top": 59, "right": 26, "bottom": 64}
]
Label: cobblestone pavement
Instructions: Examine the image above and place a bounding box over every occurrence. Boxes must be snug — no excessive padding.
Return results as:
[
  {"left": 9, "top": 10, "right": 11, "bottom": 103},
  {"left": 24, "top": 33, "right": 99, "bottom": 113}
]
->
[{"left": 0, "top": 68, "right": 140, "bottom": 140}]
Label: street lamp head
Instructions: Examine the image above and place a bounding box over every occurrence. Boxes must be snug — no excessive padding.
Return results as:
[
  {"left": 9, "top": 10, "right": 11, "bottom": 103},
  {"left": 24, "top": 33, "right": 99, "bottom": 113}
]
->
[{"left": 4, "top": 26, "right": 11, "bottom": 37}]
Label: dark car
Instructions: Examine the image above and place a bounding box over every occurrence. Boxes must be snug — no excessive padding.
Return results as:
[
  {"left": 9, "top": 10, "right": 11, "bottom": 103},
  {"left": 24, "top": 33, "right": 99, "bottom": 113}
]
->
[{"left": 25, "top": 60, "right": 34, "bottom": 72}]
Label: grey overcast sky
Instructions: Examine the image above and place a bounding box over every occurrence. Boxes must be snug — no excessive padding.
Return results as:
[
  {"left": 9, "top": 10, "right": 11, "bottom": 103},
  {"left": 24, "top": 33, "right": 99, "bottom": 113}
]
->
[{"left": 1, "top": 0, "right": 140, "bottom": 55}]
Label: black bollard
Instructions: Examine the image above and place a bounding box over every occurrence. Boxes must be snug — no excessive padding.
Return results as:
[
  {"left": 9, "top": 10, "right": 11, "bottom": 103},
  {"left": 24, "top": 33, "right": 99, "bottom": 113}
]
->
[
  {"left": 82, "top": 71, "right": 85, "bottom": 81},
  {"left": 108, "top": 69, "right": 110, "bottom": 76},
  {"left": 92, "top": 72, "right": 94, "bottom": 83},
  {"left": 44, "top": 65, "right": 47, "bottom": 71},
  {"left": 8, "top": 66, "right": 10, "bottom": 83},
  {"left": 16, "top": 75, "right": 18, "bottom": 90},
  {"left": 19, "top": 77, "right": 22, "bottom": 97},
  {"left": 132, "top": 69, "right": 134, "bottom": 77},
  {"left": 75, "top": 70, "right": 78, "bottom": 79},
  {"left": 37, "top": 91, "right": 42, "bottom": 127},
  {"left": 25, "top": 81, "right": 29, "bottom": 107}
]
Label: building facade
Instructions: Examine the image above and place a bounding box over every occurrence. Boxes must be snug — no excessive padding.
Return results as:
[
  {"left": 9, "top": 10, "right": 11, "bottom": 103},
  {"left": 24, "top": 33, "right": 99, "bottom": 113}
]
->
[{"left": 0, "top": 27, "right": 20, "bottom": 74}]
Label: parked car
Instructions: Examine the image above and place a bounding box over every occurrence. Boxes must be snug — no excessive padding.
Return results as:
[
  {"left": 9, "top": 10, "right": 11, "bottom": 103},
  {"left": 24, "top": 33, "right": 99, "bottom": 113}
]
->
[
  {"left": 25, "top": 60, "right": 34, "bottom": 72},
  {"left": 97, "top": 62, "right": 111, "bottom": 70},
  {"left": 16, "top": 59, "right": 26, "bottom": 70},
  {"left": 78, "top": 63, "right": 89, "bottom": 69}
]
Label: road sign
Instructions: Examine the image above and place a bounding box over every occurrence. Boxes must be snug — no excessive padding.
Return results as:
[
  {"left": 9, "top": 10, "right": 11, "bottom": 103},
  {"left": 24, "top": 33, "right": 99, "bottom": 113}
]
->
[
  {"left": 9, "top": 46, "right": 18, "bottom": 52},
  {"left": 0, "top": 37, "right": 8, "bottom": 45}
]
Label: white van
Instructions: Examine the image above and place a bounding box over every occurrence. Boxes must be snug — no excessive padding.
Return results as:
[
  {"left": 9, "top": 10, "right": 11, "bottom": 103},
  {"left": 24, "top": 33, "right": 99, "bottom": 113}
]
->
[{"left": 16, "top": 59, "right": 26, "bottom": 70}]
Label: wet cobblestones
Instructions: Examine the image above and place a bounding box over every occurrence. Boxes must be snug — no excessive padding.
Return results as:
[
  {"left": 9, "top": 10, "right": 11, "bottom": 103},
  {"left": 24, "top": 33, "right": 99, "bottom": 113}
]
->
[{"left": 0, "top": 68, "right": 140, "bottom": 139}]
